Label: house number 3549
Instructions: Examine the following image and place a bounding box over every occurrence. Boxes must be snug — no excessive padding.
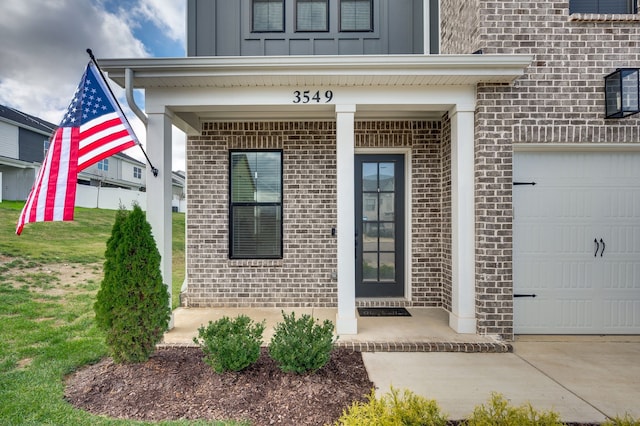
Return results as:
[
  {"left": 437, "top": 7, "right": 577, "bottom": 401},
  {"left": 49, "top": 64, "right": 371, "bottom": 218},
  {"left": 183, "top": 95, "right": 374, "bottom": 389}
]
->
[{"left": 293, "top": 90, "right": 334, "bottom": 104}]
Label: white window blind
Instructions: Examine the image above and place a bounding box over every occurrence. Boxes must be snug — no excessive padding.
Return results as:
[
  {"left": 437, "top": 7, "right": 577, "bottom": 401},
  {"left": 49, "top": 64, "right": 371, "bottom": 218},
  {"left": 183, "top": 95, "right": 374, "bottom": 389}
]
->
[
  {"left": 297, "top": 0, "right": 328, "bottom": 31},
  {"left": 253, "top": 0, "right": 284, "bottom": 32},
  {"left": 340, "top": 0, "right": 372, "bottom": 31}
]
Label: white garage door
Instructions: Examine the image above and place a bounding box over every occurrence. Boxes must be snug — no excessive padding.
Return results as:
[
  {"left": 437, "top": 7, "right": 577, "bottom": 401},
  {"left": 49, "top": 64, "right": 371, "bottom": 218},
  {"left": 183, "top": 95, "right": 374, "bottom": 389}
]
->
[{"left": 513, "top": 151, "right": 640, "bottom": 334}]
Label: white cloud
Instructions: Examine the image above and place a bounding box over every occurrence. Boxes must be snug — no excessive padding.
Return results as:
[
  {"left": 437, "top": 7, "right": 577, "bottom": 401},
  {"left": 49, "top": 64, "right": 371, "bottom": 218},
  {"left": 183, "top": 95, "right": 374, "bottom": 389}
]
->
[
  {"left": 133, "top": 0, "right": 186, "bottom": 44},
  {"left": 0, "top": 0, "right": 186, "bottom": 170},
  {"left": 0, "top": 0, "right": 148, "bottom": 123}
]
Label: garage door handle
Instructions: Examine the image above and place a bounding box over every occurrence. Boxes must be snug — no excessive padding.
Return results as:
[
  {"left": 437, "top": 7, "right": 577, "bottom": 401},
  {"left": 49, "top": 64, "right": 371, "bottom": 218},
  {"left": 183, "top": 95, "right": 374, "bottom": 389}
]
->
[
  {"left": 594, "top": 238, "right": 599, "bottom": 257},
  {"left": 600, "top": 238, "right": 605, "bottom": 257}
]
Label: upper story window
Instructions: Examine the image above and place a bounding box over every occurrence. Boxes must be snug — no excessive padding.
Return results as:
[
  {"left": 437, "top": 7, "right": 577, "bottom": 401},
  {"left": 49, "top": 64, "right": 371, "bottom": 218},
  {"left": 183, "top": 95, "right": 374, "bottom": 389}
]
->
[
  {"left": 569, "top": 0, "right": 637, "bottom": 14},
  {"left": 97, "top": 159, "right": 109, "bottom": 172},
  {"left": 340, "top": 0, "right": 372, "bottom": 31},
  {"left": 296, "top": 0, "right": 329, "bottom": 31},
  {"left": 253, "top": 0, "right": 285, "bottom": 32},
  {"left": 230, "top": 151, "right": 283, "bottom": 259},
  {"left": 133, "top": 166, "right": 142, "bottom": 179}
]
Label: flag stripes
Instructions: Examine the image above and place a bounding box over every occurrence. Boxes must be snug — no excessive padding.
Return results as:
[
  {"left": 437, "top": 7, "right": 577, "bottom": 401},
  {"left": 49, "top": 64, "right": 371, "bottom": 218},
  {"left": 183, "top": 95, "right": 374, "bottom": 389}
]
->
[
  {"left": 15, "top": 61, "right": 140, "bottom": 235},
  {"left": 77, "top": 113, "right": 136, "bottom": 170}
]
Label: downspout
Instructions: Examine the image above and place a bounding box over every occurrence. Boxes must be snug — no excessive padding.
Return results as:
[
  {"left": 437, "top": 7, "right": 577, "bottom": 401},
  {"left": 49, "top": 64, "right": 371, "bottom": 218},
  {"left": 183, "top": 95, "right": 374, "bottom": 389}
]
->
[{"left": 125, "top": 68, "right": 148, "bottom": 126}]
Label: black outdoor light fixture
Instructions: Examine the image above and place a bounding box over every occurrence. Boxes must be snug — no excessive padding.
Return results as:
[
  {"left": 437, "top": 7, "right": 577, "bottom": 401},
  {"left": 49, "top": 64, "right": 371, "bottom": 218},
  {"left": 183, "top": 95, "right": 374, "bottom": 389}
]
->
[{"left": 604, "top": 68, "right": 640, "bottom": 118}]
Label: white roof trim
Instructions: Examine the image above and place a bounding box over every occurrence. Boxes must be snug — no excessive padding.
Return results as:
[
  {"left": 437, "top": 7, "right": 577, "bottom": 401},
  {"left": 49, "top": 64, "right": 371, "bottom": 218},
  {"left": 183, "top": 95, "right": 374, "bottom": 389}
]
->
[{"left": 100, "top": 54, "right": 533, "bottom": 89}]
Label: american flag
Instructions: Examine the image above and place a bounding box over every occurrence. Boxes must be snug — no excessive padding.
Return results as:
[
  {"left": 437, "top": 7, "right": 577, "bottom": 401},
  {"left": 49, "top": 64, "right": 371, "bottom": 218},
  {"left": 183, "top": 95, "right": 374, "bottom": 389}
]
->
[{"left": 16, "top": 62, "right": 138, "bottom": 235}]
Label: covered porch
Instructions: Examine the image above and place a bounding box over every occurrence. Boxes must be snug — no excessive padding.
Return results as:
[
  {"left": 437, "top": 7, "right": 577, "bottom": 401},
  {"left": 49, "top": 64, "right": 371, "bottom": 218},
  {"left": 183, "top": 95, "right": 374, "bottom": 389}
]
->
[
  {"left": 162, "top": 307, "right": 511, "bottom": 352},
  {"left": 101, "top": 54, "right": 532, "bottom": 339}
]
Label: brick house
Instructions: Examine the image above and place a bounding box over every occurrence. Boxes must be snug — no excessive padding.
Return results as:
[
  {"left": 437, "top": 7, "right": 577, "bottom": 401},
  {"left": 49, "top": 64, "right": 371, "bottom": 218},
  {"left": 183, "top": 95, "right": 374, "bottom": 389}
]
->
[{"left": 102, "top": 0, "right": 640, "bottom": 340}]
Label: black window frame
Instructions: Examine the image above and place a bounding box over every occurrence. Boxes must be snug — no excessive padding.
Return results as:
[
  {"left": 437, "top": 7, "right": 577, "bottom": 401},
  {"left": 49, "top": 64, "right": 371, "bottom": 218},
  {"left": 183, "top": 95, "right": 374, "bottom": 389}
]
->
[
  {"left": 296, "top": 0, "right": 330, "bottom": 32},
  {"left": 569, "top": 0, "right": 637, "bottom": 14},
  {"left": 252, "top": 0, "right": 285, "bottom": 33},
  {"left": 339, "top": 0, "right": 373, "bottom": 32},
  {"left": 229, "top": 150, "right": 284, "bottom": 260}
]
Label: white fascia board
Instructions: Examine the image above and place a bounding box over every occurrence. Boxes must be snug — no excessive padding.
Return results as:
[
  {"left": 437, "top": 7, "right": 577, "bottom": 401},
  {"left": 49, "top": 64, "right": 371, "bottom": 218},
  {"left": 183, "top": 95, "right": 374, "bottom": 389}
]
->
[
  {"left": 0, "top": 156, "right": 39, "bottom": 169},
  {"left": 99, "top": 54, "right": 533, "bottom": 89}
]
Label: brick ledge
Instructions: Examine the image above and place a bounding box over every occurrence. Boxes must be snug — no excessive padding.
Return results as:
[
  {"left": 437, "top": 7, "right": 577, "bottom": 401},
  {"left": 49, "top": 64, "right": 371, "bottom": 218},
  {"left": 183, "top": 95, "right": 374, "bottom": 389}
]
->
[
  {"left": 569, "top": 13, "right": 640, "bottom": 22},
  {"left": 159, "top": 341, "right": 513, "bottom": 353}
]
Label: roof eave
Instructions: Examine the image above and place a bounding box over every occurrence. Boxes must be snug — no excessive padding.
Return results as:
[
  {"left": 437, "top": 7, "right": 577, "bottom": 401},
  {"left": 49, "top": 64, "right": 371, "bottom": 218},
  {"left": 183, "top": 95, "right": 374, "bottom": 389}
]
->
[{"left": 99, "top": 54, "right": 533, "bottom": 88}]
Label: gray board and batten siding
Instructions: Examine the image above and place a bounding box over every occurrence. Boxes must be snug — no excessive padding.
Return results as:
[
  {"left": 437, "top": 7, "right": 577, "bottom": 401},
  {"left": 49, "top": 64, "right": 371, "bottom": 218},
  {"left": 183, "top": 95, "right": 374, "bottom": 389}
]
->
[{"left": 187, "top": 0, "right": 439, "bottom": 56}]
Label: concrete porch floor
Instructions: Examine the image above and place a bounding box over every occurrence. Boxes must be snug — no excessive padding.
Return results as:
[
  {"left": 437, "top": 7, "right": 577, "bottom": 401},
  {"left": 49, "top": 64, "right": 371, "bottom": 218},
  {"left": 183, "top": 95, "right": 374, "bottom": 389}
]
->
[{"left": 162, "top": 307, "right": 510, "bottom": 352}]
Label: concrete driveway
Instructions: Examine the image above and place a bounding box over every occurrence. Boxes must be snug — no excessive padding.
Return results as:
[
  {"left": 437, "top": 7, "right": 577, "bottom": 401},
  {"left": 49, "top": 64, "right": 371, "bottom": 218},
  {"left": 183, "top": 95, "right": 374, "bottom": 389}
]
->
[{"left": 363, "top": 336, "right": 640, "bottom": 423}]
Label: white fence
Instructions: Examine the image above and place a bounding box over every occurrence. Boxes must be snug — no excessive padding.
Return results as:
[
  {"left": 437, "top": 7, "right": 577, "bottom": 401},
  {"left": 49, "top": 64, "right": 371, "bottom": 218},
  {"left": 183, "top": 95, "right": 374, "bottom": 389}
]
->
[
  {"left": 75, "top": 185, "right": 186, "bottom": 213},
  {"left": 76, "top": 185, "right": 147, "bottom": 211}
]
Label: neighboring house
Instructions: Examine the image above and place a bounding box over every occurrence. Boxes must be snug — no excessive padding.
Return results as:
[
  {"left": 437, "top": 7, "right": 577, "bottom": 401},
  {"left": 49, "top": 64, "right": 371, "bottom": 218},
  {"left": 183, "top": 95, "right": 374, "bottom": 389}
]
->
[
  {"left": 101, "top": 0, "right": 640, "bottom": 339},
  {"left": 172, "top": 170, "right": 186, "bottom": 212},
  {"left": 0, "top": 104, "right": 190, "bottom": 212},
  {"left": 0, "top": 104, "right": 56, "bottom": 201},
  {"left": 78, "top": 152, "right": 147, "bottom": 192}
]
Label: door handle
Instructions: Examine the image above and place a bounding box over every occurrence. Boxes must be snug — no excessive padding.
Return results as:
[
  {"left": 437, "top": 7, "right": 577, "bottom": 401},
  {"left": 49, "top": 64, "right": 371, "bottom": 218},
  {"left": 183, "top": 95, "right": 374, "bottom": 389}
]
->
[
  {"left": 355, "top": 230, "right": 358, "bottom": 260},
  {"left": 600, "top": 238, "right": 605, "bottom": 257},
  {"left": 594, "top": 238, "right": 599, "bottom": 257}
]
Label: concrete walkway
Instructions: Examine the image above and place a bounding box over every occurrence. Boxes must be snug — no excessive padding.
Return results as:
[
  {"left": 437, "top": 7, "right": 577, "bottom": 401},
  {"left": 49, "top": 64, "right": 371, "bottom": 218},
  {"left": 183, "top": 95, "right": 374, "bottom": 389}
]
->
[{"left": 364, "top": 336, "right": 640, "bottom": 423}]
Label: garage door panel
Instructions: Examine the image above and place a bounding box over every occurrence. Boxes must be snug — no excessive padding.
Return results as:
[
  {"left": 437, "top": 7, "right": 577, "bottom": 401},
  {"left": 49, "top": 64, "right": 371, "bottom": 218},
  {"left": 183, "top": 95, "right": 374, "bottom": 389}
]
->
[{"left": 514, "top": 151, "right": 640, "bottom": 334}]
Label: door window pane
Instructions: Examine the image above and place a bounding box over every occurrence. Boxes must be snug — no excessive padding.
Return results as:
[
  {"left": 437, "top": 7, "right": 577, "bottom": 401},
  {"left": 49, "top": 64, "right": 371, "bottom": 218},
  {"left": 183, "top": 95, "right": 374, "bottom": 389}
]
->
[
  {"left": 378, "top": 162, "right": 395, "bottom": 191},
  {"left": 253, "top": 0, "right": 284, "bottom": 32},
  {"left": 297, "top": 0, "right": 328, "bottom": 31},
  {"left": 379, "top": 193, "right": 394, "bottom": 221},
  {"left": 362, "top": 252, "right": 378, "bottom": 281},
  {"left": 340, "top": 0, "right": 372, "bottom": 31},
  {"left": 379, "top": 253, "right": 395, "bottom": 281},
  {"left": 362, "top": 162, "right": 378, "bottom": 191},
  {"left": 363, "top": 222, "right": 378, "bottom": 251}
]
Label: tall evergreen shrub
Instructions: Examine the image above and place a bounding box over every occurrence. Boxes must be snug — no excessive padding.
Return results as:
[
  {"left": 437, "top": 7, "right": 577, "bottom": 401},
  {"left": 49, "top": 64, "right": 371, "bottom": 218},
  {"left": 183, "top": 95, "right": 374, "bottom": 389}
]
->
[{"left": 94, "top": 205, "right": 171, "bottom": 363}]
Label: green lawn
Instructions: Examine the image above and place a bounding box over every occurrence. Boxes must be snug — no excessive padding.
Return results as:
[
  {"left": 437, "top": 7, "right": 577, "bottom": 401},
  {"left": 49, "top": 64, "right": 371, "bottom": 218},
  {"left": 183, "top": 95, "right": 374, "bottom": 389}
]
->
[{"left": 0, "top": 201, "right": 234, "bottom": 425}]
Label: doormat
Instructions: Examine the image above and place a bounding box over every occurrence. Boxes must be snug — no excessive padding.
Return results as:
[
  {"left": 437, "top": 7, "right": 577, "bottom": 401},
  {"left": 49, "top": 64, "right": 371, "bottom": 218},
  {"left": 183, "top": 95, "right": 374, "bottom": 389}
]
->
[{"left": 357, "top": 307, "right": 411, "bottom": 317}]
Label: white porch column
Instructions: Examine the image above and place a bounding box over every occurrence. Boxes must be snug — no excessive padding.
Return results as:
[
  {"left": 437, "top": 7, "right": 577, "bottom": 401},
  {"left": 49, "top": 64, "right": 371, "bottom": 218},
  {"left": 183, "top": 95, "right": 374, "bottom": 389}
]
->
[
  {"left": 335, "top": 104, "right": 357, "bottom": 335},
  {"left": 146, "top": 109, "right": 173, "bottom": 316},
  {"left": 449, "top": 105, "right": 477, "bottom": 333}
]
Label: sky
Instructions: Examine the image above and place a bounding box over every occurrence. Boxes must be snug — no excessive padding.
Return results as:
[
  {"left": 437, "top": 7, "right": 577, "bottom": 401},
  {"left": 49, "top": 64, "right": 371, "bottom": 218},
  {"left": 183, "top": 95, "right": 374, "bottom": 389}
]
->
[{"left": 0, "top": 0, "right": 187, "bottom": 171}]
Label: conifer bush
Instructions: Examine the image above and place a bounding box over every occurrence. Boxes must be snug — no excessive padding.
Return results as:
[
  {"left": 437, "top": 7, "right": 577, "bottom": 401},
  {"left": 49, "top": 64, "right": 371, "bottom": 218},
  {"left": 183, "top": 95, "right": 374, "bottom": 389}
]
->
[
  {"left": 194, "top": 315, "right": 265, "bottom": 373},
  {"left": 268, "top": 311, "right": 335, "bottom": 374},
  {"left": 94, "top": 205, "right": 171, "bottom": 363},
  {"left": 336, "top": 387, "right": 448, "bottom": 426},
  {"left": 464, "top": 393, "right": 563, "bottom": 426}
]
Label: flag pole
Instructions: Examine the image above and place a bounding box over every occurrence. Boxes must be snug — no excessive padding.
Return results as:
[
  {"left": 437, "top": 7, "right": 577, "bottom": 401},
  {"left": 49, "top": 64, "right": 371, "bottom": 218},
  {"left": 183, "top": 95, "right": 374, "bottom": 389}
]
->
[{"left": 86, "top": 49, "right": 159, "bottom": 177}]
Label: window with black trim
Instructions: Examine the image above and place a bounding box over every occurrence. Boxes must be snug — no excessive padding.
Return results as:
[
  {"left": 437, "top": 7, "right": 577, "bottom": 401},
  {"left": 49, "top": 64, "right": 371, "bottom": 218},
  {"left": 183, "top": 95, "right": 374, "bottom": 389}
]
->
[
  {"left": 297, "top": 0, "right": 329, "bottom": 31},
  {"left": 252, "top": 0, "right": 284, "bottom": 32},
  {"left": 569, "top": 0, "right": 637, "bottom": 14},
  {"left": 230, "top": 151, "right": 283, "bottom": 259},
  {"left": 340, "top": 0, "right": 372, "bottom": 31}
]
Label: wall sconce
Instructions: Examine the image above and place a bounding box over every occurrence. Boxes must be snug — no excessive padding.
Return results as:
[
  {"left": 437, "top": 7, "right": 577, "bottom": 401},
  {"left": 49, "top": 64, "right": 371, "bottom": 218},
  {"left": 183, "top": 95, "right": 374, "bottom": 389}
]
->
[{"left": 605, "top": 68, "right": 640, "bottom": 118}]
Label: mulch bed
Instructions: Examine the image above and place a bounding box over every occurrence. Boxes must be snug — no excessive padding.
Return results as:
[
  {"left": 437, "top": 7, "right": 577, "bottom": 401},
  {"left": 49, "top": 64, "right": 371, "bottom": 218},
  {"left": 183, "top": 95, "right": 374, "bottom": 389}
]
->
[{"left": 65, "top": 347, "right": 374, "bottom": 425}]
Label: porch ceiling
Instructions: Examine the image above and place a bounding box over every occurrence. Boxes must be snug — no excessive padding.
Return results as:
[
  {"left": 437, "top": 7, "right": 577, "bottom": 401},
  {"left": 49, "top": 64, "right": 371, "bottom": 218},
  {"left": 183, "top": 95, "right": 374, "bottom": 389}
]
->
[{"left": 100, "top": 54, "right": 533, "bottom": 89}]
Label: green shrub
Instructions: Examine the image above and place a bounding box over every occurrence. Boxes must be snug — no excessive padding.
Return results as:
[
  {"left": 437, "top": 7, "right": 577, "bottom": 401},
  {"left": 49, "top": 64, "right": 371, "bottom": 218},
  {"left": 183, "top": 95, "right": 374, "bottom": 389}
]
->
[
  {"left": 464, "top": 393, "right": 563, "bottom": 426},
  {"left": 194, "top": 315, "right": 265, "bottom": 373},
  {"left": 268, "top": 310, "right": 335, "bottom": 374},
  {"left": 94, "top": 205, "right": 171, "bottom": 363},
  {"left": 604, "top": 414, "right": 640, "bottom": 426},
  {"left": 336, "top": 387, "right": 448, "bottom": 426}
]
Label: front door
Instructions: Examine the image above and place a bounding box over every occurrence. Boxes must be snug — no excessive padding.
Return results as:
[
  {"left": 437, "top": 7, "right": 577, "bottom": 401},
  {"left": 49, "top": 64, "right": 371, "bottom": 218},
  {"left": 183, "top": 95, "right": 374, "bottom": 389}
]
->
[{"left": 355, "top": 155, "right": 405, "bottom": 298}]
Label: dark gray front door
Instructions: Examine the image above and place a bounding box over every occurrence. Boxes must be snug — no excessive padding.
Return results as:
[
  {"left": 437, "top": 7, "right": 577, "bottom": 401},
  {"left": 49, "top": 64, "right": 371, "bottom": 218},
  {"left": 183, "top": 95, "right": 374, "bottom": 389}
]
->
[{"left": 355, "top": 155, "right": 405, "bottom": 298}]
